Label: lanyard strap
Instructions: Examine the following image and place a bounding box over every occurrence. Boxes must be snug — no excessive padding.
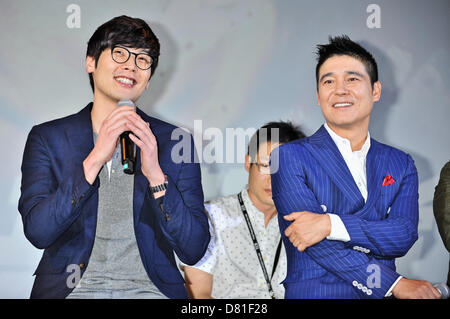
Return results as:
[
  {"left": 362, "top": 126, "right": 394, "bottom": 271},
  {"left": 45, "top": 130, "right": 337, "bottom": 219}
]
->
[{"left": 237, "top": 192, "right": 282, "bottom": 299}]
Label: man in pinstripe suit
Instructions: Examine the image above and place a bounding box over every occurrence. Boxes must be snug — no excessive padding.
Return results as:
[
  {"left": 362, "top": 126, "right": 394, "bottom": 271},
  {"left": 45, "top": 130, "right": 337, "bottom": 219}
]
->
[{"left": 270, "top": 35, "right": 440, "bottom": 299}]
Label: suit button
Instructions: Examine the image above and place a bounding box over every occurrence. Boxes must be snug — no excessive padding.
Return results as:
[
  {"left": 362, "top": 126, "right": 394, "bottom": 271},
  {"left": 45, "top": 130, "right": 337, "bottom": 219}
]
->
[
  {"left": 79, "top": 263, "right": 85, "bottom": 269},
  {"left": 71, "top": 199, "right": 75, "bottom": 205}
]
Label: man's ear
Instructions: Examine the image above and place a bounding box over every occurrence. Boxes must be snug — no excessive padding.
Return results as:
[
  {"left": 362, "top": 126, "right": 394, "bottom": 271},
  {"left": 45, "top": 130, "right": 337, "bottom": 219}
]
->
[
  {"left": 86, "top": 56, "right": 96, "bottom": 74},
  {"left": 245, "top": 154, "right": 251, "bottom": 173},
  {"left": 372, "top": 81, "right": 382, "bottom": 102}
]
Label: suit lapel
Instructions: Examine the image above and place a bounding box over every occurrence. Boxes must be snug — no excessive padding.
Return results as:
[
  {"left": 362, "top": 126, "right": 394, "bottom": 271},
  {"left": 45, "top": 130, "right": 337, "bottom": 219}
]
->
[
  {"left": 133, "top": 108, "right": 150, "bottom": 225},
  {"left": 64, "top": 103, "right": 95, "bottom": 165},
  {"left": 133, "top": 145, "right": 149, "bottom": 226},
  {"left": 362, "top": 139, "right": 388, "bottom": 214},
  {"left": 305, "top": 125, "right": 365, "bottom": 207}
]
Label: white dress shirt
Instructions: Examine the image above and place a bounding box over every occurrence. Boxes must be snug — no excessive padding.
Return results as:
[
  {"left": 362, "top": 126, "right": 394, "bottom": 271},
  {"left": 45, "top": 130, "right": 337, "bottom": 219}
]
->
[{"left": 325, "top": 123, "right": 370, "bottom": 242}]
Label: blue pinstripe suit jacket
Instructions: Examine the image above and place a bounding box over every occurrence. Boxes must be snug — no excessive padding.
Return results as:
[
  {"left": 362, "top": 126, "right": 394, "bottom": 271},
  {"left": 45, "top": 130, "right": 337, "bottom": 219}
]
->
[{"left": 271, "top": 125, "right": 419, "bottom": 299}]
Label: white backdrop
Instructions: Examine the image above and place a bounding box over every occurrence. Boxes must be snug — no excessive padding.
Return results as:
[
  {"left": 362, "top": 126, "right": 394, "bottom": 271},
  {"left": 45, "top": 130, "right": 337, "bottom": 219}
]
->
[{"left": 0, "top": 0, "right": 449, "bottom": 298}]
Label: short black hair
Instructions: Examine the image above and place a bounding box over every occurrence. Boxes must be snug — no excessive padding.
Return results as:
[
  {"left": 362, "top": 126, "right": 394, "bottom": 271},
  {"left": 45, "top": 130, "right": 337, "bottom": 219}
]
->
[
  {"left": 247, "top": 121, "right": 305, "bottom": 161},
  {"left": 86, "top": 15, "right": 160, "bottom": 93},
  {"left": 315, "top": 35, "right": 378, "bottom": 89}
]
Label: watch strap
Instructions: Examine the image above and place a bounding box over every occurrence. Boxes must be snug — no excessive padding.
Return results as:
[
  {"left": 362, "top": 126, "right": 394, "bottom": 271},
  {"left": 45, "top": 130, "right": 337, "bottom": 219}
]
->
[{"left": 150, "top": 175, "right": 168, "bottom": 194}]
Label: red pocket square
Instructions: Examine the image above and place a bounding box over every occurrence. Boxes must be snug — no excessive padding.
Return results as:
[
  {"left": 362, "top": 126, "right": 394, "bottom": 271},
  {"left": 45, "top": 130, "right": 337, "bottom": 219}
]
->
[{"left": 382, "top": 174, "right": 395, "bottom": 186}]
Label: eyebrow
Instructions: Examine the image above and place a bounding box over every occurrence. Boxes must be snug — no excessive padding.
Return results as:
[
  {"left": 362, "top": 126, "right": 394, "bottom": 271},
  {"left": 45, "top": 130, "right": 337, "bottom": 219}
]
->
[
  {"left": 319, "top": 70, "right": 365, "bottom": 83},
  {"left": 346, "top": 71, "right": 364, "bottom": 78},
  {"left": 319, "top": 72, "right": 333, "bottom": 83},
  {"left": 116, "top": 45, "right": 151, "bottom": 54}
]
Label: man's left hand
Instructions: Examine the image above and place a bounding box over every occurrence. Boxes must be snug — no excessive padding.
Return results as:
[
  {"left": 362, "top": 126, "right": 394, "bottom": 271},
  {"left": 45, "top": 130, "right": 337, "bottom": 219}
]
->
[
  {"left": 283, "top": 211, "right": 331, "bottom": 251},
  {"left": 125, "top": 114, "right": 165, "bottom": 187}
]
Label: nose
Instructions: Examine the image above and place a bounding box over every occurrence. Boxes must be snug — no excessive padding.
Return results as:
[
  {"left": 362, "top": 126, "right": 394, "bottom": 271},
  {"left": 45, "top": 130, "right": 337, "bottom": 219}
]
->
[
  {"left": 122, "top": 55, "right": 137, "bottom": 72},
  {"left": 335, "top": 78, "right": 348, "bottom": 95}
]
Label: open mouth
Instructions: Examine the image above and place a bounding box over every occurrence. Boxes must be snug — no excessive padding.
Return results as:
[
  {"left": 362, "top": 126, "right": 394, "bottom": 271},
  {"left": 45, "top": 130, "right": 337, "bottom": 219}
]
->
[
  {"left": 333, "top": 102, "right": 353, "bottom": 108},
  {"left": 114, "top": 76, "right": 136, "bottom": 88}
]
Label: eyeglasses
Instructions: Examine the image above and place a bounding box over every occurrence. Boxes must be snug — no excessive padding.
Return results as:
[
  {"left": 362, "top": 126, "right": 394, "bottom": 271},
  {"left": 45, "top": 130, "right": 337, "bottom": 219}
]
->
[
  {"left": 111, "top": 46, "right": 153, "bottom": 70},
  {"left": 253, "top": 162, "right": 271, "bottom": 175}
]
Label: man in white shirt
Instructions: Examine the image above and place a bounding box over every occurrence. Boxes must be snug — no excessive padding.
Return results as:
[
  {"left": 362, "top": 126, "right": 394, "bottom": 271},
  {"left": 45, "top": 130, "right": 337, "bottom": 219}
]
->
[
  {"left": 271, "top": 35, "right": 441, "bottom": 299},
  {"left": 182, "top": 121, "right": 305, "bottom": 298}
]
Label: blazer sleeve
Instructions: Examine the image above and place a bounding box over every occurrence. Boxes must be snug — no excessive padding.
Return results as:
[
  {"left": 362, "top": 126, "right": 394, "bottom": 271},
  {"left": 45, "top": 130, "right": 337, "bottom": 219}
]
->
[
  {"left": 148, "top": 135, "right": 210, "bottom": 266},
  {"left": 338, "top": 154, "right": 419, "bottom": 258},
  {"left": 179, "top": 205, "right": 218, "bottom": 274},
  {"left": 271, "top": 143, "right": 400, "bottom": 299},
  {"left": 433, "top": 161, "right": 450, "bottom": 252},
  {"left": 18, "top": 126, "right": 98, "bottom": 249}
]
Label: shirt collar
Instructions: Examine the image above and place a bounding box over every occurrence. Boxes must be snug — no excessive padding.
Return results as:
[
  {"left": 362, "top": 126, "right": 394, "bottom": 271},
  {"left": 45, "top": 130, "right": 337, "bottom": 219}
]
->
[{"left": 324, "top": 123, "right": 371, "bottom": 158}]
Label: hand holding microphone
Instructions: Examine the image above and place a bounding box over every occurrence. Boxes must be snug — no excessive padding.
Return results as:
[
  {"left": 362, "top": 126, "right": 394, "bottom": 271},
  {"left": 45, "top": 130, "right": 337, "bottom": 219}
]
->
[
  {"left": 116, "top": 99, "right": 163, "bottom": 182},
  {"left": 121, "top": 101, "right": 166, "bottom": 193},
  {"left": 84, "top": 98, "right": 164, "bottom": 186},
  {"left": 118, "top": 99, "right": 136, "bottom": 175},
  {"left": 83, "top": 100, "right": 137, "bottom": 183}
]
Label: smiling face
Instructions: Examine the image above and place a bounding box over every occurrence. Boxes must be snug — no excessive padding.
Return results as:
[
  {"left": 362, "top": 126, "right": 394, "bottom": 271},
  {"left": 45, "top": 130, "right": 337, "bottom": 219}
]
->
[
  {"left": 86, "top": 46, "right": 152, "bottom": 104},
  {"left": 316, "top": 54, "right": 381, "bottom": 133}
]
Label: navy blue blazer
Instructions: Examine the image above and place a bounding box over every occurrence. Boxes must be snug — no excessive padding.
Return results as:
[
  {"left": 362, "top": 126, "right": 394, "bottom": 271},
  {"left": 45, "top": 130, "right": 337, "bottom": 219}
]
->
[
  {"left": 271, "top": 125, "right": 419, "bottom": 298},
  {"left": 18, "top": 103, "right": 210, "bottom": 299}
]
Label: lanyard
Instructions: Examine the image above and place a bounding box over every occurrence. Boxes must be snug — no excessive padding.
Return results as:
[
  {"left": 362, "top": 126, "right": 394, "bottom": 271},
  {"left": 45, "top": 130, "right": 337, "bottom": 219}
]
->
[{"left": 237, "top": 192, "right": 282, "bottom": 299}]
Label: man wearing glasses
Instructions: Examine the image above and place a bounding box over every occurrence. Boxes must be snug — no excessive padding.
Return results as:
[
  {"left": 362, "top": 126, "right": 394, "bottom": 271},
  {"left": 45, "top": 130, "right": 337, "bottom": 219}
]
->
[
  {"left": 18, "top": 16, "right": 210, "bottom": 299},
  {"left": 183, "top": 122, "right": 305, "bottom": 299}
]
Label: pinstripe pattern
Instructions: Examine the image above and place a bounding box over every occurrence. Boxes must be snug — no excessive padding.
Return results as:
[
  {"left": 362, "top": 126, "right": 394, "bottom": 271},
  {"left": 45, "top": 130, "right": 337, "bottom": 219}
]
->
[{"left": 270, "top": 125, "right": 419, "bottom": 299}]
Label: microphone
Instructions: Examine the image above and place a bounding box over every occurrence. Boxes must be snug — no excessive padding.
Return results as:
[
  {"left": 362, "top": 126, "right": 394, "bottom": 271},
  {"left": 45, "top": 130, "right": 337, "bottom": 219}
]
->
[
  {"left": 118, "top": 99, "right": 136, "bottom": 175},
  {"left": 434, "top": 282, "right": 449, "bottom": 299}
]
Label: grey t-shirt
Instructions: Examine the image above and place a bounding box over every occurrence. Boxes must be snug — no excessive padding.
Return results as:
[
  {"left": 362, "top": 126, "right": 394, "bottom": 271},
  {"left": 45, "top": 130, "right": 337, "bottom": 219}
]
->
[{"left": 67, "top": 135, "right": 167, "bottom": 299}]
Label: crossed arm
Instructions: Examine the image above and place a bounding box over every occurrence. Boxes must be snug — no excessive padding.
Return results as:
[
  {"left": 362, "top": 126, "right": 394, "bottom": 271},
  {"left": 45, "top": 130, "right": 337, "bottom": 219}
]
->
[{"left": 283, "top": 153, "right": 419, "bottom": 258}]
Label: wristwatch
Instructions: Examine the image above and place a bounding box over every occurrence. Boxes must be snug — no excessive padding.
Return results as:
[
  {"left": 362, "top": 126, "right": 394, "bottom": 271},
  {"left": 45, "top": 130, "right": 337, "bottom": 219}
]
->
[{"left": 150, "top": 175, "right": 168, "bottom": 194}]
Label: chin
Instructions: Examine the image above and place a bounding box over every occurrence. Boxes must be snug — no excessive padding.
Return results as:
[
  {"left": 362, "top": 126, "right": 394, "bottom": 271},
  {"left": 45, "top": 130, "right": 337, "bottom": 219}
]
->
[
  {"left": 115, "top": 94, "right": 138, "bottom": 103},
  {"left": 263, "top": 197, "right": 275, "bottom": 206}
]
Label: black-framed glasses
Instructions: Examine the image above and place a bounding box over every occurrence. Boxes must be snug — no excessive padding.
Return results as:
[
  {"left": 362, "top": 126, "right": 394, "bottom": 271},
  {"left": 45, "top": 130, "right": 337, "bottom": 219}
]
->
[{"left": 111, "top": 45, "right": 153, "bottom": 70}]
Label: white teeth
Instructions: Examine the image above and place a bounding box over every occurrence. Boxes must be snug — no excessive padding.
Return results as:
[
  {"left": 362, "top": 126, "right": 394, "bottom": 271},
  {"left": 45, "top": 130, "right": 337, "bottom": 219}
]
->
[
  {"left": 116, "top": 77, "right": 134, "bottom": 85},
  {"left": 334, "top": 103, "right": 352, "bottom": 107}
]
